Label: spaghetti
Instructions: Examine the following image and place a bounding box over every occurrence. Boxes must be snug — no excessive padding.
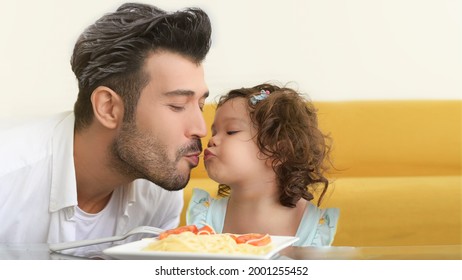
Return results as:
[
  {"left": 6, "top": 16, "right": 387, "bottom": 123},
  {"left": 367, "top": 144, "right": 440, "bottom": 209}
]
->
[{"left": 143, "top": 231, "right": 273, "bottom": 255}]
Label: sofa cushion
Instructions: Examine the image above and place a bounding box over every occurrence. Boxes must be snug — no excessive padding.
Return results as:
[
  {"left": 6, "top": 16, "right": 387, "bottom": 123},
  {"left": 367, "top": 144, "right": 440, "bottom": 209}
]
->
[
  {"left": 324, "top": 175, "right": 461, "bottom": 246},
  {"left": 315, "top": 101, "right": 461, "bottom": 177}
]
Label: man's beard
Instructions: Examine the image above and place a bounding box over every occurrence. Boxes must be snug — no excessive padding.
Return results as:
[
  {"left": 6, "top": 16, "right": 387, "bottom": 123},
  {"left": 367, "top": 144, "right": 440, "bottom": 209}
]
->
[{"left": 109, "top": 120, "right": 202, "bottom": 191}]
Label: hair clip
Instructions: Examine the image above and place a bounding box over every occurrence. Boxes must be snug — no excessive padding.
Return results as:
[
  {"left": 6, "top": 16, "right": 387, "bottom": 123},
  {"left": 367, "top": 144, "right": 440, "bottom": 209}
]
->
[{"left": 250, "top": 90, "right": 270, "bottom": 105}]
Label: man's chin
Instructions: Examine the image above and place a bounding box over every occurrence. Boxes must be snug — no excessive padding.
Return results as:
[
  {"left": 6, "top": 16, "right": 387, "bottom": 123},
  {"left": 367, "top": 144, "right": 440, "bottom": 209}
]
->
[
  {"left": 148, "top": 172, "right": 190, "bottom": 191},
  {"left": 139, "top": 161, "right": 193, "bottom": 191}
]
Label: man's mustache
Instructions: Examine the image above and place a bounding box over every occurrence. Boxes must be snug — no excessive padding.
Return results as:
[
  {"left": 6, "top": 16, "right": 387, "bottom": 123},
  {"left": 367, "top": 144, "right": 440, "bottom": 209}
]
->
[{"left": 177, "top": 139, "right": 203, "bottom": 158}]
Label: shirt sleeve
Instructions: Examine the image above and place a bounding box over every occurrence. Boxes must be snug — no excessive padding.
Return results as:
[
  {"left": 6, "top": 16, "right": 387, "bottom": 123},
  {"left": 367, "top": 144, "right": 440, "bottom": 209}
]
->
[
  {"left": 186, "top": 188, "right": 212, "bottom": 227},
  {"left": 311, "top": 208, "right": 340, "bottom": 246}
]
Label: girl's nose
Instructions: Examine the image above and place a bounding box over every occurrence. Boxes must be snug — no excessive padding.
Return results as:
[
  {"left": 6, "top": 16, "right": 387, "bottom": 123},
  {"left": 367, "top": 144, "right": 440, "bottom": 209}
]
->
[{"left": 207, "top": 136, "right": 216, "bottom": 147}]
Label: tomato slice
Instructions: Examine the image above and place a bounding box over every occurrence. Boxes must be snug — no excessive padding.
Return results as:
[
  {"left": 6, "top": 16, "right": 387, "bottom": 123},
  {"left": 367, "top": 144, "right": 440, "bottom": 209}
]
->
[
  {"left": 197, "top": 224, "right": 216, "bottom": 235},
  {"left": 232, "top": 233, "right": 271, "bottom": 246},
  {"left": 158, "top": 225, "right": 198, "bottom": 240}
]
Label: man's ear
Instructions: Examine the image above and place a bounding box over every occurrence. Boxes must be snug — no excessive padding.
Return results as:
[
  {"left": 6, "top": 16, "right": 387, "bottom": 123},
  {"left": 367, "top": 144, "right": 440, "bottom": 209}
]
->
[{"left": 90, "top": 86, "right": 124, "bottom": 129}]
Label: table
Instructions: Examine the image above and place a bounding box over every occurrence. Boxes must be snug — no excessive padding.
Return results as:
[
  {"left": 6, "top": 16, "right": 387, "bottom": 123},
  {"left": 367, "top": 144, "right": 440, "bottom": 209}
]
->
[
  {"left": 279, "top": 245, "right": 462, "bottom": 260},
  {"left": 0, "top": 244, "right": 88, "bottom": 260},
  {"left": 1, "top": 243, "right": 461, "bottom": 260}
]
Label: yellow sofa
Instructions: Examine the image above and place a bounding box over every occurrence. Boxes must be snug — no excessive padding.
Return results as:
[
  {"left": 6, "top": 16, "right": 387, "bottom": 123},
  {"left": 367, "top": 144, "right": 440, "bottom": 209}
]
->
[{"left": 181, "top": 100, "right": 461, "bottom": 246}]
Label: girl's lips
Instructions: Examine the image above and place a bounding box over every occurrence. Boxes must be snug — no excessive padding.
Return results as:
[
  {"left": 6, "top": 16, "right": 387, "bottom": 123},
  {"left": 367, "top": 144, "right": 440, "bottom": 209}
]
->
[{"left": 203, "top": 149, "right": 215, "bottom": 161}]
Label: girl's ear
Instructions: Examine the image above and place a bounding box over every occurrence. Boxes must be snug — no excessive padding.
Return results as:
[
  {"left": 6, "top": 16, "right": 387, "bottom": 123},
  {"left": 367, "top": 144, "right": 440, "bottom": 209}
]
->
[{"left": 90, "top": 86, "right": 124, "bottom": 129}]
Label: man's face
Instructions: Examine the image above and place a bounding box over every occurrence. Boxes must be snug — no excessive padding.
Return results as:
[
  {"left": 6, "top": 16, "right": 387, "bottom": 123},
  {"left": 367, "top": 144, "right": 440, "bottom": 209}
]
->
[{"left": 111, "top": 50, "right": 208, "bottom": 191}]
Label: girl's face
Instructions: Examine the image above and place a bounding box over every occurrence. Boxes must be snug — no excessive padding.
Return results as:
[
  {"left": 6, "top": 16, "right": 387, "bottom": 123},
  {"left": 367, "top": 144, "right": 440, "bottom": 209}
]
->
[{"left": 204, "top": 98, "right": 273, "bottom": 187}]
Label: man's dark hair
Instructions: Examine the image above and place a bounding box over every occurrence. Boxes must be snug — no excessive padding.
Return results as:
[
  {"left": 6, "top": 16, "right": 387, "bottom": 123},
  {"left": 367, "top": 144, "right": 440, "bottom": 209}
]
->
[{"left": 71, "top": 3, "right": 212, "bottom": 130}]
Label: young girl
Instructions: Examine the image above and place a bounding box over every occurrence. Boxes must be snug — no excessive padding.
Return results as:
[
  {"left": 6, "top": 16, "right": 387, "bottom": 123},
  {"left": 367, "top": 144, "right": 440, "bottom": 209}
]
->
[{"left": 187, "top": 83, "right": 339, "bottom": 246}]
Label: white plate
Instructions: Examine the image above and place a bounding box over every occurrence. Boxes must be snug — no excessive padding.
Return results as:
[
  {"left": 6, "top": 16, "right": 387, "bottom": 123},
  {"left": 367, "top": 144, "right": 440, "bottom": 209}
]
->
[{"left": 103, "top": 235, "right": 299, "bottom": 260}]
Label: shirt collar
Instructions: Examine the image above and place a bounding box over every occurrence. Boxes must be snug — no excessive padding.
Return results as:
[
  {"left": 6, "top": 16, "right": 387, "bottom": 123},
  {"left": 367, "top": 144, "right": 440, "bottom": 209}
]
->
[
  {"left": 49, "top": 112, "right": 78, "bottom": 212},
  {"left": 126, "top": 181, "right": 137, "bottom": 205}
]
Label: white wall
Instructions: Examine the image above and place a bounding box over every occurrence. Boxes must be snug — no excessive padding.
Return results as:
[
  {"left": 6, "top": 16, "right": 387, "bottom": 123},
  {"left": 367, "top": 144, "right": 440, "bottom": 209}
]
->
[{"left": 1, "top": 0, "right": 461, "bottom": 118}]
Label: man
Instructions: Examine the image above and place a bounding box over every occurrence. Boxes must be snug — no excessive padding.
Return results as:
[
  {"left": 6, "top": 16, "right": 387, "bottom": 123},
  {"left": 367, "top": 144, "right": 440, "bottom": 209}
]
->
[{"left": 0, "top": 3, "right": 211, "bottom": 256}]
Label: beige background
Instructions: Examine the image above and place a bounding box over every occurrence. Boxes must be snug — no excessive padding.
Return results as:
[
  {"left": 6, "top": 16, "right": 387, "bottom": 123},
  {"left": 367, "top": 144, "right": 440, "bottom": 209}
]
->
[{"left": 0, "top": 0, "right": 461, "bottom": 119}]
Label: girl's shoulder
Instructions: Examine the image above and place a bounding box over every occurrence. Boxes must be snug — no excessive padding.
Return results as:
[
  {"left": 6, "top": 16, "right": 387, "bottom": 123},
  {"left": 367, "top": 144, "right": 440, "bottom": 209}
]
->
[
  {"left": 295, "top": 202, "right": 340, "bottom": 246},
  {"left": 190, "top": 188, "right": 213, "bottom": 202},
  {"left": 188, "top": 188, "right": 226, "bottom": 205},
  {"left": 186, "top": 188, "right": 228, "bottom": 230}
]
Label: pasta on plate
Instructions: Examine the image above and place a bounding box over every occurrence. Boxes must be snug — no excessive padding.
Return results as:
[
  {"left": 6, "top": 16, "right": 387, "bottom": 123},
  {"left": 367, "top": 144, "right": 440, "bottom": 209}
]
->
[{"left": 143, "top": 231, "right": 273, "bottom": 255}]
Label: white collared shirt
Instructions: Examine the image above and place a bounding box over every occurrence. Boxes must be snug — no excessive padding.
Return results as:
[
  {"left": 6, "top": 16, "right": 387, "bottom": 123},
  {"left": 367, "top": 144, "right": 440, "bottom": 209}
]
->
[{"left": 0, "top": 112, "right": 183, "bottom": 251}]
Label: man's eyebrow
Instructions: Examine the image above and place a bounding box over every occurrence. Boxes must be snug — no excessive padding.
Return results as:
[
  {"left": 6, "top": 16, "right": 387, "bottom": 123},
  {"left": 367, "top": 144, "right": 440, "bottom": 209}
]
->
[{"left": 164, "top": 90, "right": 209, "bottom": 99}]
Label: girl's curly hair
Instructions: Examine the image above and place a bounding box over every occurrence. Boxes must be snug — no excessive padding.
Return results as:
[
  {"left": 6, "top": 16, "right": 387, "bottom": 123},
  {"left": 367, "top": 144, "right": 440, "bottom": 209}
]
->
[{"left": 216, "top": 83, "right": 333, "bottom": 207}]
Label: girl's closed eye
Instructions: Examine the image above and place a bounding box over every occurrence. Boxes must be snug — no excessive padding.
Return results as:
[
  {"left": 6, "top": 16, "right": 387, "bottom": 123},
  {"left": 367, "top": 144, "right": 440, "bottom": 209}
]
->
[{"left": 227, "top": 131, "right": 240, "bottom": 135}]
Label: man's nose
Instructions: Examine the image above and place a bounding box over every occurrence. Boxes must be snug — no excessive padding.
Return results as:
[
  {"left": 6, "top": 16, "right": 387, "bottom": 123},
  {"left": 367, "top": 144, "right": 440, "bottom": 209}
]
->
[{"left": 188, "top": 108, "right": 207, "bottom": 139}]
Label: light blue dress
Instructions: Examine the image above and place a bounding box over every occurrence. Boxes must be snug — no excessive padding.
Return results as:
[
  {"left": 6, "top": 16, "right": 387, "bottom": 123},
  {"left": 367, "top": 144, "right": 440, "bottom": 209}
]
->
[{"left": 186, "top": 188, "right": 340, "bottom": 246}]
